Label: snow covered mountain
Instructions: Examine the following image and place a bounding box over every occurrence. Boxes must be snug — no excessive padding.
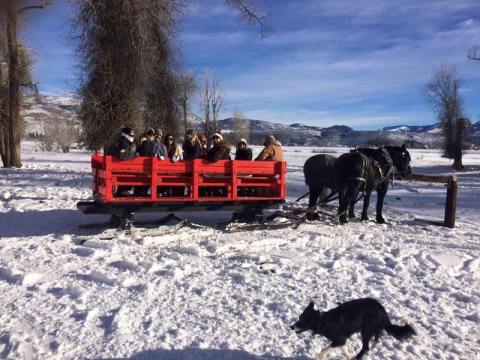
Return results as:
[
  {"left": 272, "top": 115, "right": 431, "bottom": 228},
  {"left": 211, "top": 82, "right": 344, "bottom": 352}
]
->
[
  {"left": 21, "top": 94, "right": 79, "bottom": 136},
  {"left": 20, "top": 95, "right": 480, "bottom": 148},
  {"left": 381, "top": 124, "right": 440, "bottom": 133}
]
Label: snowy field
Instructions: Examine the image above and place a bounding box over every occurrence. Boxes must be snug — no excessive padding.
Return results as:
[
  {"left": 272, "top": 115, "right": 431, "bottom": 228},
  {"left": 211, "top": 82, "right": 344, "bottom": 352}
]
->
[{"left": 0, "top": 142, "right": 479, "bottom": 360}]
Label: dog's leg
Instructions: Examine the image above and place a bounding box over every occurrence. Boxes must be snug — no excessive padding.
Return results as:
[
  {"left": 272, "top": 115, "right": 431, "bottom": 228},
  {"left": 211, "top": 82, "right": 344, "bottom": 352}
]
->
[
  {"left": 341, "top": 344, "right": 352, "bottom": 359},
  {"left": 371, "top": 333, "right": 381, "bottom": 350},
  {"left": 355, "top": 331, "right": 372, "bottom": 359},
  {"left": 316, "top": 346, "right": 332, "bottom": 360}
]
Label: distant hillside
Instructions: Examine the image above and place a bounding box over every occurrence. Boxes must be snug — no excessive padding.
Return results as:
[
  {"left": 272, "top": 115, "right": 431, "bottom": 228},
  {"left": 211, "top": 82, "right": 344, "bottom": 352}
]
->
[
  {"left": 22, "top": 95, "right": 79, "bottom": 136},
  {"left": 20, "top": 95, "right": 480, "bottom": 149}
]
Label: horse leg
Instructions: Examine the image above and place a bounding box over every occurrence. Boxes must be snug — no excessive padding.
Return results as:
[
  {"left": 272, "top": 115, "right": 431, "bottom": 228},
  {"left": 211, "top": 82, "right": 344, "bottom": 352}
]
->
[
  {"left": 307, "top": 186, "right": 321, "bottom": 221},
  {"left": 375, "top": 182, "right": 388, "bottom": 224},
  {"left": 339, "top": 182, "right": 361, "bottom": 224},
  {"left": 347, "top": 182, "right": 362, "bottom": 219},
  {"left": 361, "top": 192, "right": 371, "bottom": 221},
  {"left": 337, "top": 185, "right": 349, "bottom": 224},
  {"left": 348, "top": 194, "right": 357, "bottom": 218}
]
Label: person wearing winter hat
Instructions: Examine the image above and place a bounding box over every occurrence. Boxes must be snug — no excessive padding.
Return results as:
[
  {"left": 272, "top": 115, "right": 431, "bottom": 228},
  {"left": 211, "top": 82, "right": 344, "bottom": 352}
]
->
[
  {"left": 113, "top": 126, "right": 137, "bottom": 160},
  {"left": 235, "top": 138, "right": 253, "bottom": 161},
  {"left": 255, "top": 134, "right": 284, "bottom": 161},
  {"left": 206, "top": 133, "right": 231, "bottom": 162},
  {"left": 106, "top": 126, "right": 138, "bottom": 197},
  {"left": 182, "top": 128, "right": 203, "bottom": 160}
]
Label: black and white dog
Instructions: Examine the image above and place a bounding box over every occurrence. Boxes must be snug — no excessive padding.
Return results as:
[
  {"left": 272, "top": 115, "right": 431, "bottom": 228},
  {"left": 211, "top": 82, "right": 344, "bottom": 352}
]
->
[{"left": 291, "top": 298, "right": 415, "bottom": 359}]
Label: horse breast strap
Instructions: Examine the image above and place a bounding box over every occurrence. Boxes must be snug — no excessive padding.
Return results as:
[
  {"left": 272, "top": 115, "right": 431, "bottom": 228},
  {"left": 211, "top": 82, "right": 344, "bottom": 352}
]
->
[{"left": 354, "top": 152, "right": 368, "bottom": 182}]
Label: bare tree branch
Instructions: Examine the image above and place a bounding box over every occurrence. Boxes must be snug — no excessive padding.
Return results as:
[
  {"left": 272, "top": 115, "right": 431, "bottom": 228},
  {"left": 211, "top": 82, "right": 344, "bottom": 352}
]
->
[
  {"left": 18, "top": 0, "right": 53, "bottom": 13},
  {"left": 225, "top": 0, "right": 269, "bottom": 37}
]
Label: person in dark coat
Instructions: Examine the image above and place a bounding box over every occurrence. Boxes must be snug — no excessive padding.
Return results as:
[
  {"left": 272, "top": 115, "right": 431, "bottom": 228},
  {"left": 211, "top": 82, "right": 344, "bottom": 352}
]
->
[
  {"left": 135, "top": 128, "right": 156, "bottom": 196},
  {"left": 182, "top": 129, "right": 203, "bottom": 160},
  {"left": 164, "top": 133, "right": 177, "bottom": 160},
  {"left": 106, "top": 127, "right": 137, "bottom": 197},
  {"left": 153, "top": 129, "right": 168, "bottom": 159},
  {"left": 235, "top": 138, "right": 252, "bottom": 160},
  {"left": 206, "top": 133, "right": 231, "bottom": 162},
  {"left": 110, "top": 126, "right": 137, "bottom": 160},
  {"left": 138, "top": 128, "right": 155, "bottom": 157}
]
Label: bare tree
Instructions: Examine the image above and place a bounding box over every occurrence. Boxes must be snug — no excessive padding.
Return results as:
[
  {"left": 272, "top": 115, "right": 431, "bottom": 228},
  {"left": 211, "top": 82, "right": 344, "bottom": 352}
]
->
[
  {"left": 225, "top": 0, "right": 269, "bottom": 37},
  {"left": 175, "top": 70, "right": 197, "bottom": 135},
  {"left": 200, "top": 70, "right": 224, "bottom": 146},
  {"left": 210, "top": 74, "right": 224, "bottom": 135},
  {"left": 37, "top": 117, "right": 80, "bottom": 153},
  {"left": 425, "top": 64, "right": 468, "bottom": 170},
  {"left": 0, "top": 0, "right": 51, "bottom": 168},
  {"left": 75, "top": 0, "right": 146, "bottom": 150},
  {"left": 201, "top": 70, "right": 213, "bottom": 144},
  {"left": 142, "top": 0, "right": 183, "bottom": 137},
  {"left": 75, "top": 0, "right": 184, "bottom": 149}
]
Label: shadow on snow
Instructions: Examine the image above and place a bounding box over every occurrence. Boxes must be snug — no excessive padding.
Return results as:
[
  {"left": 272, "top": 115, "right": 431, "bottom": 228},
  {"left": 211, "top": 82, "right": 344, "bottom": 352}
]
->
[{"left": 98, "top": 347, "right": 311, "bottom": 360}]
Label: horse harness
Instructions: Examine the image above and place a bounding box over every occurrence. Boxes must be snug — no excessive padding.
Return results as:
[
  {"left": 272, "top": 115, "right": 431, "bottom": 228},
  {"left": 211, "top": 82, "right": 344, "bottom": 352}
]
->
[{"left": 353, "top": 150, "right": 394, "bottom": 186}]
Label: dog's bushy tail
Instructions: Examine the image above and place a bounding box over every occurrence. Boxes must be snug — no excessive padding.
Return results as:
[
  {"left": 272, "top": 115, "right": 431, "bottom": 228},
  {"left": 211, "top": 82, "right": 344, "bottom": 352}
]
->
[{"left": 385, "top": 320, "right": 416, "bottom": 341}]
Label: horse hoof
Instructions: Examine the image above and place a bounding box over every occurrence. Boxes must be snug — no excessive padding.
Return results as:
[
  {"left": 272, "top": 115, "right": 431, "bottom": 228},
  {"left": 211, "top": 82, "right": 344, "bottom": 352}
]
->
[
  {"left": 376, "top": 217, "right": 386, "bottom": 224},
  {"left": 348, "top": 213, "right": 356, "bottom": 219},
  {"left": 361, "top": 216, "right": 369, "bottom": 221},
  {"left": 307, "top": 213, "right": 320, "bottom": 221}
]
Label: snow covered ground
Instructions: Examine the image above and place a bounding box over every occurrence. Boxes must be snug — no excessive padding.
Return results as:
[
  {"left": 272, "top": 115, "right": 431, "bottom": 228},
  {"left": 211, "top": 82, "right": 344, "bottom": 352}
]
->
[{"left": 0, "top": 142, "right": 479, "bottom": 360}]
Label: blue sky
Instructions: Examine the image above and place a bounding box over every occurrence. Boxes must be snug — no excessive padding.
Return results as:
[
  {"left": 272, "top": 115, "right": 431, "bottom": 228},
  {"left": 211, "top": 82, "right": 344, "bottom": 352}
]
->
[{"left": 23, "top": 0, "right": 480, "bottom": 130}]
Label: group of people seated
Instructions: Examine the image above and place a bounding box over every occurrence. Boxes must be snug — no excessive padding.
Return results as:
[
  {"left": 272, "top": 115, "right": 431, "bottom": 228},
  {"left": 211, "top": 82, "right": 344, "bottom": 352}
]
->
[
  {"left": 107, "top": 126, "right": 284, "bottom": 163},
  {"left": 106, "top": 126, "right": 284, "bottom": 198}
]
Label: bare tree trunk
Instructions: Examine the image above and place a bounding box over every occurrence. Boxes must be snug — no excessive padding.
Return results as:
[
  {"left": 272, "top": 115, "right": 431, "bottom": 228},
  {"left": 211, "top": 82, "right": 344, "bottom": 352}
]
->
[
  {"left": 212, "top": 101, "right": 217, "bottom": 134},
  {"left": 202, "top": 72, "right": 212, "bottom": 147},
  {"left": 182, "top": 97, "right": 187, "bottom": 134},
  {"left": 452, "top": 117, "right": 467, "bottom": 170},
  {"left": 205, "top": 102, "right": 210, "bottom": 147},
  {"left": 6, "top": 0, "right": 21, "bottom": 167},
  {"left": 453, "top": 150, "right": 463, "bottom": 170},
  {"left": 0, "top": 56, "right": 7, "bottom": 166}
]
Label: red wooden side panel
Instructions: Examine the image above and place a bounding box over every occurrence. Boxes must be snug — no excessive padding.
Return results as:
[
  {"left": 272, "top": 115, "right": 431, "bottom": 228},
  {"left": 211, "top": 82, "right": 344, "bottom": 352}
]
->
[{"left": 92, "top": 156, "right": 287, "bottom": 203}]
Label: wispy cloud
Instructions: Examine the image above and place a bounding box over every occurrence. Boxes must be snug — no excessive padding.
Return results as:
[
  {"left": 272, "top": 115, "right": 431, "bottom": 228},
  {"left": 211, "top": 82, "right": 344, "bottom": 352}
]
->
[
  {"left": 23, "top": 0, "right": 480, "bottom": 129},
  {"left": 181, "top": 0, "right": 480, "bottom": 129}
]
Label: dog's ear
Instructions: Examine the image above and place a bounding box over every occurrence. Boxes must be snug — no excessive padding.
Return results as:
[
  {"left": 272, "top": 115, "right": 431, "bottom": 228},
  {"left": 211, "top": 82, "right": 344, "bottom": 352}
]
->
[
  {"left": 402, "top": 143, "right": 407, "bottom": 150},
  {"left": 307, "top": 301, "right": 314, "bottom": 309}
]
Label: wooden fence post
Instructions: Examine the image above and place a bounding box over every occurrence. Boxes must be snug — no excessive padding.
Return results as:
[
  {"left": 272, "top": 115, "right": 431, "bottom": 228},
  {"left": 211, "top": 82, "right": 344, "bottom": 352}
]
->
[{"left": 444, "top": 176, "right": 457, "bottom": 228}]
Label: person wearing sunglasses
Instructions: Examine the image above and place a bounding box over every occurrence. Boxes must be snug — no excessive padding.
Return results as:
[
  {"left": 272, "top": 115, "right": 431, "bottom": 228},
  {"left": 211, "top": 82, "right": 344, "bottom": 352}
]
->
[{"left": 163, "top": 134, "right": 177, "bottom": 160}]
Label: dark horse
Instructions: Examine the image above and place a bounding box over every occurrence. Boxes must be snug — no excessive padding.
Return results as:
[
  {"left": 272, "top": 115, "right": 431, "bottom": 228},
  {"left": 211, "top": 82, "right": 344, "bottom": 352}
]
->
[
  {"left": 303, "top": 154, "right": 337, "bottom": 220},
  {"left": 335, "top": 145, "right": 411, "bottom": 224},
  {"left": 303, "top": 145, "right": 412, "bottom": 223}
]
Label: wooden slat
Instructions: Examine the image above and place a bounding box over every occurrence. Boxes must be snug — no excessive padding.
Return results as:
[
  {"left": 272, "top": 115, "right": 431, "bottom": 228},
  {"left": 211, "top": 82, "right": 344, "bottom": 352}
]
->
[{"left": 400, "top": 173, "right": 451, "bottom": 184}]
